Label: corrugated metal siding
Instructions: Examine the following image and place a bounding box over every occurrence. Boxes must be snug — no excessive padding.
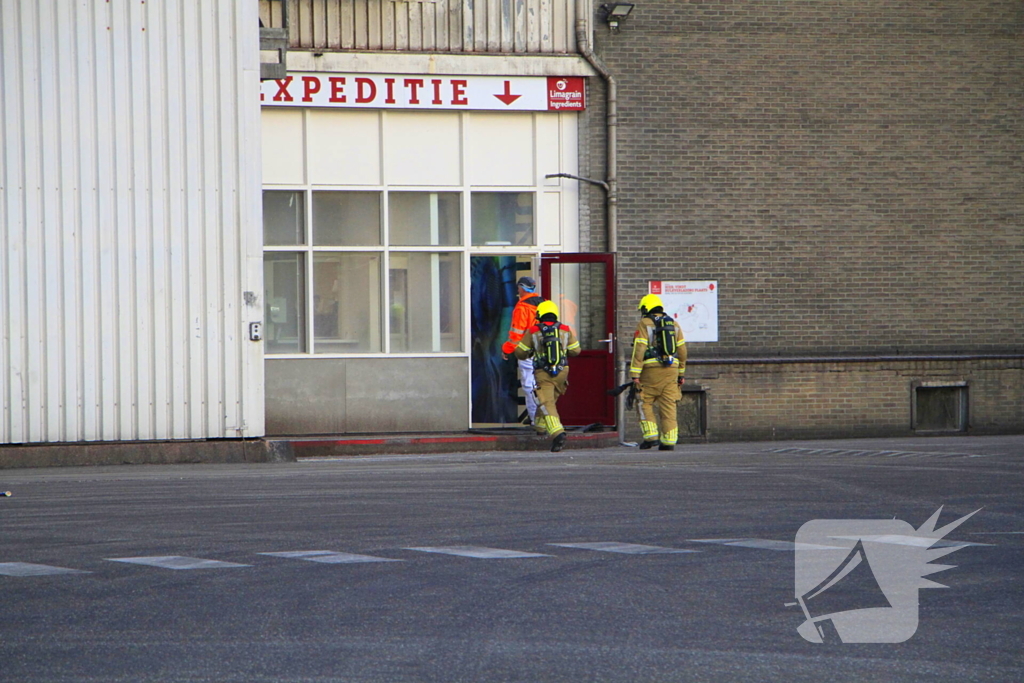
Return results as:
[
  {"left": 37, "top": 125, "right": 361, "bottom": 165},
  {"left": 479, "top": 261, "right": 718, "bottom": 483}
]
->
[
  {"left": 259, "top": 0, "right": 578, "bottom": 53},
  {"left": 0, "top": 0, "right": 265, "bottom": 444}
]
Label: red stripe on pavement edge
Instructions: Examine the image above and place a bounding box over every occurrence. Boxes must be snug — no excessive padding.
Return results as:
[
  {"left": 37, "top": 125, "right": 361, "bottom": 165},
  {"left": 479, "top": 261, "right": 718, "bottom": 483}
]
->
[
  {"left": 292, "top": 436, "right": 496, "bottom": 448},
  {"left": 290, "top": 431, "right": 610, "bottom": 450}
]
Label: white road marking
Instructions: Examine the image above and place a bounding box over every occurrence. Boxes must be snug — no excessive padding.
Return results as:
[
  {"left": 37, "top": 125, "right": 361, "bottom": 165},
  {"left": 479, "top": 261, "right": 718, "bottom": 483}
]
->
[
  {"left": 831, "top": 535, "right": 992, "bottom": 548},
  {"left": 548, "top": 542, "right": 698, "bottom": 554},
  {"left": 689, "top": 539, "right": 845, "bottom": 551},
  {"left": 765, "top": 447, "right": 994, "bottom": 459},
  {"left": 405, "top": 546, "right": 551, "bottom": 559},
  {"left": 0, "top": 562, "right": 89, "bottom": 577},
  {"left": 106, "top": 556, "right": 250, "bottom": 570},
  {"left": 259, "top": 551, "right": 402, "bottom": 564}
]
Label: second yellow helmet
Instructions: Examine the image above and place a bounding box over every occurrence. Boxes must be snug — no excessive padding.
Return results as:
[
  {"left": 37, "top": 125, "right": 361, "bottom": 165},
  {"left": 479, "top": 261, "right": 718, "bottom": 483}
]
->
[{"left": 638, "top": 293, "right": 664, "bottom": 313}]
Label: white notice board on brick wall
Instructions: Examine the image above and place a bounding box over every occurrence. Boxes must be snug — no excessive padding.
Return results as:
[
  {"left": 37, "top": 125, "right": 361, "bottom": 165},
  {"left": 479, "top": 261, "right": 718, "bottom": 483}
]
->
[{"left": 648, "top": 281, "right": 719, "bottom": 342}]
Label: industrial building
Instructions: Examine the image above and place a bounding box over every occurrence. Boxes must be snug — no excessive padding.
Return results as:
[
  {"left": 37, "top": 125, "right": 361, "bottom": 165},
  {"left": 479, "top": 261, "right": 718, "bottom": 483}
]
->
[{"left": 2, "top": 1, "right": 1021, "bottom": 463}]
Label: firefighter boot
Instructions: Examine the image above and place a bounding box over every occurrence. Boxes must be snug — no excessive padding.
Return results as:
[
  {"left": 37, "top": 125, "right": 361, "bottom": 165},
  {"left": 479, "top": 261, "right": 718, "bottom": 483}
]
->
[{"left": 551, "top": 432, "right": 568, "bottom": 453}]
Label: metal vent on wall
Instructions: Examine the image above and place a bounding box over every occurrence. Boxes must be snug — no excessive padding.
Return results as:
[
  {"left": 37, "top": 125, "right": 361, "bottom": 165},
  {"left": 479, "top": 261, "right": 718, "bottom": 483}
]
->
[
  {"left": 679, "top": 386, "right": 707, "bottom": 437},
  {"left": 913, "top": 383, "right": 969, "bottom": 433}
]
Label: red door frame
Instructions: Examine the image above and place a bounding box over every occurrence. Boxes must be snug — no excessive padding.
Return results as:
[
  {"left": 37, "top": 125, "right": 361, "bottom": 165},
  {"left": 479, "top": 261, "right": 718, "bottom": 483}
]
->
[{"left": 539, "top": 253, "right": 617, "bottom": 426}]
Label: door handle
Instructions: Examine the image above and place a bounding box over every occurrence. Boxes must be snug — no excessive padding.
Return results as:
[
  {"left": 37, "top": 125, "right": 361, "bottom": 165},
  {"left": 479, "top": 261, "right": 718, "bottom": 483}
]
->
[{"left": 598, "top": 333, "right": 614, "bottom": 352}]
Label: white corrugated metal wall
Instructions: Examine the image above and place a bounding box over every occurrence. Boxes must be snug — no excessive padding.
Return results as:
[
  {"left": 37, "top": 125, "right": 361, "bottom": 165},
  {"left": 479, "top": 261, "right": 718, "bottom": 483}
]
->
[
  {"left": 0, "top": 0, "right": 265, "bottom": 444},
  {"left": 259, "top": 0, "right": 577, "bottom": 54}
]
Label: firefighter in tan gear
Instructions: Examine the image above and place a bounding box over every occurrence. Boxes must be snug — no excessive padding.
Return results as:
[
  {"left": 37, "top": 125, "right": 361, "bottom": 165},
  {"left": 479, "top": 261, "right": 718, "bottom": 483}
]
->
[
  {"left": 630, "top": 294, "right": 687, "bottom": 451},
  {"left": 502, "top": 276, "right": 545, "bottom": 433},
  {"left": 514, "top": 300, "right": 582, "bottom": 452}
]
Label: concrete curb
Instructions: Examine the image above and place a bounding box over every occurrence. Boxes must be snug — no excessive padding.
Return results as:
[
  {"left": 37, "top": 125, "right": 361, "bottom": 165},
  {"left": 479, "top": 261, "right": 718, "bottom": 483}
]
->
[
  {"left": 0, "top": 430, "right": 621, "bottom": 469},
  {"left": 283, "top": 429, "right": 620, "bottom": 458}
]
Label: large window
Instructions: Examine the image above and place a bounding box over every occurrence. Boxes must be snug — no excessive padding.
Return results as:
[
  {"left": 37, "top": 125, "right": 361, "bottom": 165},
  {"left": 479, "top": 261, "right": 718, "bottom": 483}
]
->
[
  {"left": 263, "top": 189, "right": 472, "bottom": 355},
  {"left": 261, "top": 109, "right": 580, "bottom": 357}
]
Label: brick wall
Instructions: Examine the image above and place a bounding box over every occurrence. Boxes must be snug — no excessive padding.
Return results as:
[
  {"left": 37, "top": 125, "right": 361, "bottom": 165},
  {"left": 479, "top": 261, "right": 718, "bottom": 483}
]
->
[
  {"left": 622, "top": 359, "right": 1024, "bottom": 444},
  {"left": 586, "top": 1, "right": 1024, "bottom": 440}
]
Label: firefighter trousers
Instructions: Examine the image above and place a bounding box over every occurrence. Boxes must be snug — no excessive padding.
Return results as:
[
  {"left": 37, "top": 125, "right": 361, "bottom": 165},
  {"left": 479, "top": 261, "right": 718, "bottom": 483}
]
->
[
  {"left": 532, "top": 369, "right": 569, "bottom": 438},
  {"left": 636, "top": 366, "right": 681, "bottom": 445}
]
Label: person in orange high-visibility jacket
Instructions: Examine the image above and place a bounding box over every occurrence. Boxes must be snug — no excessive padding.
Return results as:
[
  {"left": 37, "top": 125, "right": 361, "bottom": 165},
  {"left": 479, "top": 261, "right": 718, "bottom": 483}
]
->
[
  {"left": 514, "top": 300, "right": 582, "bottom": 452},
  {"left": 630, "top": 294, "right": 687, "bottom": 450},
  {"left": 501, "top": 276, "right": 545, "bottom": 432}
]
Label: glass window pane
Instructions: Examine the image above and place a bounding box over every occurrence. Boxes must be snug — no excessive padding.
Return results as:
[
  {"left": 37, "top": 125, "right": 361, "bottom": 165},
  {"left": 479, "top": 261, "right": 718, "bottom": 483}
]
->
[
  {"left": 389, "top": 252, "right": 462, "bottom": 353},
  {"left": 548, "top": 262, "right": 607, "bottom": 350},
  {"left": 263, "top": 252, "right": 306, "bottom": 353},
  {"left": 313, "top": 253, "right": 382, "bottom": 353},
  {"left": 312, "top": 191, "right": 381, "bottom": 246},
  {"left": 471, "top": 192, "right": 534, "bottom": 246},
  {"left": 388, "top": 192, "right": 461, "bottom": 246},
  {"left": 263, "top": 191, "right": 305, "bottom": 246}
]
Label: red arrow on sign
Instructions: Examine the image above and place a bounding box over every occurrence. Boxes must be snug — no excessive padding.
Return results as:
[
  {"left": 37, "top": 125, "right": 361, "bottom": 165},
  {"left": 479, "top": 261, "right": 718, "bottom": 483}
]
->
[{"left": 494, "top": 80, "right": 522, "bottom": 105}]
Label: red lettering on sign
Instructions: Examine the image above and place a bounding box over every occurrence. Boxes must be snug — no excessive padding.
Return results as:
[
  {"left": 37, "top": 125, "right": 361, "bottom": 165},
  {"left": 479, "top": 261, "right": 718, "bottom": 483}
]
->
[
  {"left": 451, "top": 80, "right": 468, "bottom": 106},
  {"left": 272, "top": 77, "right": 294, "bottom": 102},
  {"left": 302, "top": 76, "right": 321, "bottom": 102},
  {"left": 384, "top": 78, "right": 396, "bottom": 104},
  {"left": 404, "top": 78, "right": 425, "bottom": 104},
  {"left": 431, "top": 79, "right": 443, "bottom": 105},
  {"left": 329, "top": 77, "right": 346, "bottom": 103},
  {"left": 356, "top": 78, "right": 376, "bottom": 103}
]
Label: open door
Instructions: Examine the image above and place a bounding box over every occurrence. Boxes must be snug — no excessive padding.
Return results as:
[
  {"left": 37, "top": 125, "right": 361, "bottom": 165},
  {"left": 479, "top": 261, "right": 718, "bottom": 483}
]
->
[{"left": 540, "top": 253, "right": 616, "bottom": 427}]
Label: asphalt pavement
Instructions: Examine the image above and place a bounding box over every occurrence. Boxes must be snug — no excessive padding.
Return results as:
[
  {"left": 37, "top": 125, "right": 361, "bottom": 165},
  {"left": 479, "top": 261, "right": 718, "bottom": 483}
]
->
[{"left": 0, "top": 435, "right": 1021, "bottom": 682}]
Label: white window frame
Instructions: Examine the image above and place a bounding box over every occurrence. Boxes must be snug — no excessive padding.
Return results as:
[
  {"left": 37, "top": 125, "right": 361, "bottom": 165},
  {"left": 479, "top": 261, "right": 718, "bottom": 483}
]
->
[{"left": 261, "top": 108, "right": 578, "bottom": 360}]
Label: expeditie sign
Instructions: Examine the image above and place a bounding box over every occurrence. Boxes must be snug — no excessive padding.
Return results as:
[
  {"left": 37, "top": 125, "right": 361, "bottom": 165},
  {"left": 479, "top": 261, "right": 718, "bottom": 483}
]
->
[
  {"left": 260, "top": 73, "right": 586, "bottom": 112},
  {"left": 648, "top": 281, "right": 719, "bottom": 343}
]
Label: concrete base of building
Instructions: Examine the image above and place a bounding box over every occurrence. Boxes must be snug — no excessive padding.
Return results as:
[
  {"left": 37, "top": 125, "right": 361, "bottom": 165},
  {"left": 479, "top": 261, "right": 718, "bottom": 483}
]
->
[
  {"left": 0, "top": 427, "right": 621, "bottom": 469},
  {"left": 0, "top": 439, "right": 292, "bottom": 470}
]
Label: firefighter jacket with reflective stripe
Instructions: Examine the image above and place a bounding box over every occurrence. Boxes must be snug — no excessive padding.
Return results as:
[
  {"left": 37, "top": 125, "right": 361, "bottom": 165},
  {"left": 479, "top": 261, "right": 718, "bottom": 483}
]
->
[
  {"left": 513, "top": 323, "right": 582, "bottom": 370},
  {"left": 630, "top": 315, "right": 687, "bottom": 379},
  {"left": 501, "top": 292, "right": 544, "bottom": 355}
]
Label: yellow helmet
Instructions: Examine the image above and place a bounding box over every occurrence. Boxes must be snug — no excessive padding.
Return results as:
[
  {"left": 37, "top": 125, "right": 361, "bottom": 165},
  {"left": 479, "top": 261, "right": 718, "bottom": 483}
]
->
[
  {"left": 536, "top": 300, "right": 560, "bottom": 320},
  {"left": 638, "top": 293, "right": 663, "bottom": 313}
]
